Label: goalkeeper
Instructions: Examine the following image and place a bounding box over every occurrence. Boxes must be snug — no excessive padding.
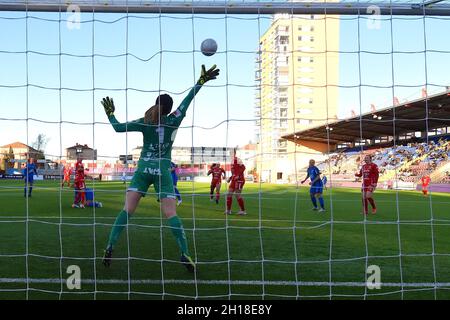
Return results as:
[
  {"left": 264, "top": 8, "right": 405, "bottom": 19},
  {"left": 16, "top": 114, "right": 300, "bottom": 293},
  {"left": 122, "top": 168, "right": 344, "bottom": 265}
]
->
[{"left": 101, "top": 65, "right": 219, "bottom": 273}]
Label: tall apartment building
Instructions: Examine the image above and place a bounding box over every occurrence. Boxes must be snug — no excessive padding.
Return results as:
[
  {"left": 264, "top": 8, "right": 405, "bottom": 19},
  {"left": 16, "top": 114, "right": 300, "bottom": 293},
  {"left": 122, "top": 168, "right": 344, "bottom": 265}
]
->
[{"left": 255, "top": 13, "right": 339, "bottom": 183}]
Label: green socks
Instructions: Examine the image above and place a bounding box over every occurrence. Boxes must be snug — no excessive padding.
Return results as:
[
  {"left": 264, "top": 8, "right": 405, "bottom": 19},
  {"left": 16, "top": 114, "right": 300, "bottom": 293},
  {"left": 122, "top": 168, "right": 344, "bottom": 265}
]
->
[
  {"left": 106, "top": 211, "right": 189, "bottom": 257},
  {"left": 168, "top": 215, "right": 189, "bottom": 256},
  {"left": 107, "top": 210, "right": 129, "bottom": 249}
]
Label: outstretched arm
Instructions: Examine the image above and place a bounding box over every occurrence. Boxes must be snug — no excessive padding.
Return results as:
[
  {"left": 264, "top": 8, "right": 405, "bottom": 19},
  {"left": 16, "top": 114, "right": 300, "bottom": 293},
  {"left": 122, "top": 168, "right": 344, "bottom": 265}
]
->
[
  {"left": 108, "top": 116, "right": 144, "bottom": 133},
  {"left": 101, "top": 96, "right": 144, "bottom": 132},
  {"left": 169, "top": 65, "right": 220, "bottom": 125},
  {"left": 173, "top": 84, "right": 202, "bottom": 121}
]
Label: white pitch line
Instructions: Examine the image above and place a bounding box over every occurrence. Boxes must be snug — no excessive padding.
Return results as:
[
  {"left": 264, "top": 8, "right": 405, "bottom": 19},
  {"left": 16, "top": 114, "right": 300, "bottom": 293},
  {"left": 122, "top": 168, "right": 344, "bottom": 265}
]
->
[
  {"left": 1, "top": 278, "right": 450, "bottom": 288},
  {"left": 0, "top": 215, "right": 313, "bottom": 224}
]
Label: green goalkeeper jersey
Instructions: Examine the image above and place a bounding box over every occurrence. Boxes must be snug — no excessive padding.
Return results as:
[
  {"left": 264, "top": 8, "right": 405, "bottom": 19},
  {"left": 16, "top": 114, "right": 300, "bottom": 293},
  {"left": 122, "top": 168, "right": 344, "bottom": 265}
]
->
[{"left": 108, "top": 84, "right": 202, "bottom": 167}]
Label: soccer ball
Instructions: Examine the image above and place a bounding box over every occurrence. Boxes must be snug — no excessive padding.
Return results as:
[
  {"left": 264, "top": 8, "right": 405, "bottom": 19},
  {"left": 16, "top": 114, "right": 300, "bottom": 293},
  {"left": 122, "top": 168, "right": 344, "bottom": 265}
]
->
[{"left": 200, "top": 38, "right": 217, "bottom": 56}]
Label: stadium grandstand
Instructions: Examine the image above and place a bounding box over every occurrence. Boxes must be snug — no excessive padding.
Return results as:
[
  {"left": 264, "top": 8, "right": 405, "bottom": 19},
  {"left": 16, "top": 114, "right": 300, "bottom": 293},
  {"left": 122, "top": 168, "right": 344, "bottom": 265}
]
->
[{"left": 283, "top": 90, "right": 450, "bottom": 191}]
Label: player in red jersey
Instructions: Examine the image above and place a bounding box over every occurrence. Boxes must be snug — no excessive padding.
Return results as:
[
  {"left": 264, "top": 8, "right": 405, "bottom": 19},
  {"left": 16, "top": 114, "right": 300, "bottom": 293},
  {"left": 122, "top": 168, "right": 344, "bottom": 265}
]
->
[
  {"left": 225, "top": 153, "right": 246, "bottom": 215},
  {"left": 207, "top": 163, "right": 226, "bottom": 204},
  {"left": 72, "top": 158, "right": 87, "bottom": 208},
  {"left": 421, "top": 175, "right": 431, "bottom": 196},
  {"left": 355, "top": 155, "right": 379, "bottom": 215},
  {"left": 61, "top": 164, "right": 72, "bottom": 188}
]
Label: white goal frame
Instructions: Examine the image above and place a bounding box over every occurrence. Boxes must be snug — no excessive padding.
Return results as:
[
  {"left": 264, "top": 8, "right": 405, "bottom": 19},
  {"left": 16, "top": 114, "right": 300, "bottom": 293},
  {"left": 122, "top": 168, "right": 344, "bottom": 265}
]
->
[{"left": 0, "top": 0, "right": 450, "bottom": 16}]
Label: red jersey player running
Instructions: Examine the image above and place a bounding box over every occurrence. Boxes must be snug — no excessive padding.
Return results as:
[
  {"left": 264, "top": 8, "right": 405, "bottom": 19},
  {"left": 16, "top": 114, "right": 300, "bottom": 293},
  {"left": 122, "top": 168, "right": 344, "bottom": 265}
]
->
[
  {"left": 421, "top": 175, "right": 431, "bottom": 196},
  {"left": 62, "top": 164, "right": 72, "bottom": 188},
  {"left": 355, "top": 155, "right": 379, "bottom": 215},
  {"left": 72, "top": 158, "right": 87, "bottom": 208},
  {"left": 207, "top": 163, "right": 226, "bottom": 204},
  {"left": 225, "top": 152, "right": 246, "bottom": 215}
]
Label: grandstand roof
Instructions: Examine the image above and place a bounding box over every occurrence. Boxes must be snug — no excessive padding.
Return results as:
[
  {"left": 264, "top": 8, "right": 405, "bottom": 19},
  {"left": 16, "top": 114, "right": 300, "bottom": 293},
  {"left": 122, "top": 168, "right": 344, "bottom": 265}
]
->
[{"left": 283, "top": 90, "right": 450, "bottom": 147}]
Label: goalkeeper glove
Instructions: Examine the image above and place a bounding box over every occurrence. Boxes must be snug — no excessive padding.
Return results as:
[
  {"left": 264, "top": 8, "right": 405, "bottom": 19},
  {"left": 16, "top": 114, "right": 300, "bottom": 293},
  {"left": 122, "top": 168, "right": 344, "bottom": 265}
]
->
[
  {"left": 197, "top": 64, "right": 220, "bottom": 85},
  {"left": 101, "top": 96, "right": 115, "bottom": 117}
]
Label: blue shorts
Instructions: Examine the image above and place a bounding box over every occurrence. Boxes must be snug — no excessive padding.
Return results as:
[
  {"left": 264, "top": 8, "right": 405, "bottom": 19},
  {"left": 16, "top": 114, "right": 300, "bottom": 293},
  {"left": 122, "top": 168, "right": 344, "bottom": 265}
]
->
[
  {"left": 85, "top": 188, "right": 94, "bottom": 201},
  {"left": 310, "top": 185, "right": 323, "bottom": 194},
  {"left": 24, "top": 175, "right": 34, "bottom": 184}
]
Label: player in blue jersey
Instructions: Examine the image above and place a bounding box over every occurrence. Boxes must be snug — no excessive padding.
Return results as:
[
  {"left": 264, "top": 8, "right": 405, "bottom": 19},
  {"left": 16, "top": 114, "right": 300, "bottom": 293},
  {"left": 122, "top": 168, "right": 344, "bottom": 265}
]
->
[
  {"left": 73, "top": 188, "right": 103, "bottom": 208},
  {"left": 23, "top": 158, "right": 38, "bottom": 198},
  {"left": 301, "top": 159, "right": 325, "bottom": 212},
  {"left": 170, "top": 161, "right": 182, "bottom": 206}
]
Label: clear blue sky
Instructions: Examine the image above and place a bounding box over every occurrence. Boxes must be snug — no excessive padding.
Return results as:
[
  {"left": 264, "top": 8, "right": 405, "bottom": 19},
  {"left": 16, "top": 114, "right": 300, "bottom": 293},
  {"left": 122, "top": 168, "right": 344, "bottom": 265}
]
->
[
  {"left": 339, "top": 14, "right": 450, "bottom": 117},
  {"left": 0, "top": 11, "right": 449, "bottom": 160}
]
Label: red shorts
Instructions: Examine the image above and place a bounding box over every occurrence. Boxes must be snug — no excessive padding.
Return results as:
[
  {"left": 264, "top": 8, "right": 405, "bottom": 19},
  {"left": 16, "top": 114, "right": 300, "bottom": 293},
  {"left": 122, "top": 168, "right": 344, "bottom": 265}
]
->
[
  {"left": 211, "top": 180, "right": 222, "bottom": 189},
  {"left": 74, "top": 181, "right": 86, "bottom": 190},
  {"left": 362, "top": 185, "right": 375, "bottom": 193},
  {"left": 64, "top": 175, "right": 70, "bottom": 181},
  {"left": 422, "top": 185, "right": 429, "bottom": 190},
  {"left": 229, "top": 179, "right": 245, "bottom": 192}
]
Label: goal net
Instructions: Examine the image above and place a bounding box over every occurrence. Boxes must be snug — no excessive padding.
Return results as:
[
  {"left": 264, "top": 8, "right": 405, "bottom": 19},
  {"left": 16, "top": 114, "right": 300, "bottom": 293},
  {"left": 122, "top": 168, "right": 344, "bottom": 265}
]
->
[{"left": 1, "top": 0, "right": 450, "bottom": 300}]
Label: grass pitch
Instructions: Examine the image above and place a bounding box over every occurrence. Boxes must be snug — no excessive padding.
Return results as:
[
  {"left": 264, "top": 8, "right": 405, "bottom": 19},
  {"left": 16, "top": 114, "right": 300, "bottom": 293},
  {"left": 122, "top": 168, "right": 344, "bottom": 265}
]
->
[{"left": 0, "top": 179, "right": 450, "bottom": 300}]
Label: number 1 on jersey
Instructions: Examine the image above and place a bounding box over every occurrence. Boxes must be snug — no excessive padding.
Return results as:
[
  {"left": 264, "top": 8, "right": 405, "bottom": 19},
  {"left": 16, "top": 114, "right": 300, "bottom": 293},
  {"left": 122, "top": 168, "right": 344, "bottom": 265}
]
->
[{"left": 155, "top": 127, "right": 165, "bottom": 144}]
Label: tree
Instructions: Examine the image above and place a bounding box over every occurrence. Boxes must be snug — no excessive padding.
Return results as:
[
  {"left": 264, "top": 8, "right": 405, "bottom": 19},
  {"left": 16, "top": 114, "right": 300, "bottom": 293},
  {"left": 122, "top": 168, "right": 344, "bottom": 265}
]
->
[
  {"left": 32, "top": 134, "right": 49, "bottom": 152},
  {"left": 7, "top": 146, "right": 14, "bottom": 169}
]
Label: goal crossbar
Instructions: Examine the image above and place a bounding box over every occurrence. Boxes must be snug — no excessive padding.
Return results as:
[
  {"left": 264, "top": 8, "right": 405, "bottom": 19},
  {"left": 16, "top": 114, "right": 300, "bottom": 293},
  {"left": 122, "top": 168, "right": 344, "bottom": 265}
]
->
[{"left": 1, "top": 1, "right": 450, "bottom": 16}]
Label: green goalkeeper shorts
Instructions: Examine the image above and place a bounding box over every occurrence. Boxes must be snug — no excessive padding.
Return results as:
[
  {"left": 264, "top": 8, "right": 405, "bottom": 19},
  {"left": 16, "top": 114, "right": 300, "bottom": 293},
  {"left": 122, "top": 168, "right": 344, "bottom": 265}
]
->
[{"left": 127, "top": 160, "right": 176, "bottom": 199}]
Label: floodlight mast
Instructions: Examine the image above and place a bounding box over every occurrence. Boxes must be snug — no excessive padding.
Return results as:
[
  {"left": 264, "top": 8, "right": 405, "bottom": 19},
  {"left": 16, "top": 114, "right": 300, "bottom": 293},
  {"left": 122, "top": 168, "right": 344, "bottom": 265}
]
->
[{"left": 0, "top": 1, "right": 450, "bottom": 16}]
